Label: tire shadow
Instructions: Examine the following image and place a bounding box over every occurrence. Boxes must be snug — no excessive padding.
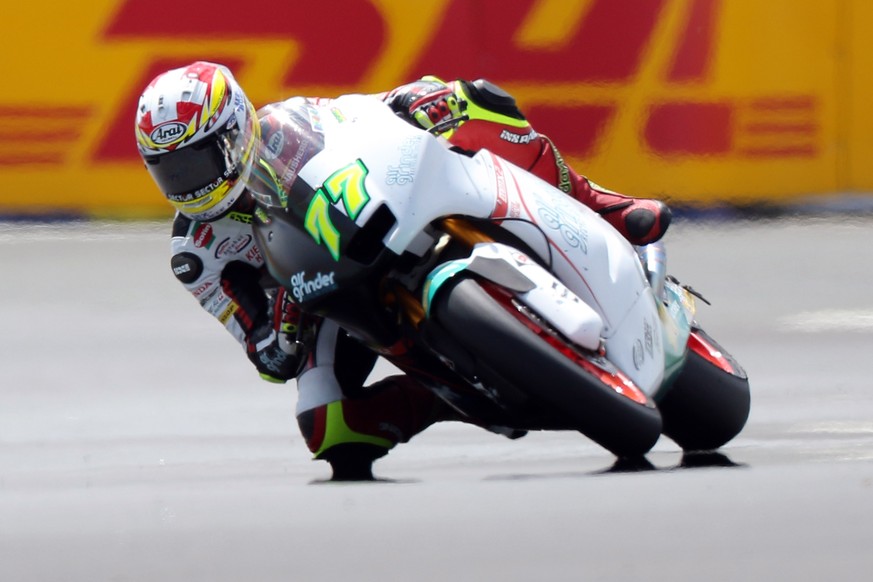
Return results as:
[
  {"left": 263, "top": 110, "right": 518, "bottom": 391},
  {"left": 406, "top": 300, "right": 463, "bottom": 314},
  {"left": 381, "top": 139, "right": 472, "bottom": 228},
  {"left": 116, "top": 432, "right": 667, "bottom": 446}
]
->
[{"left": 598, "top": 451, "right": 745, "bottom": 474}]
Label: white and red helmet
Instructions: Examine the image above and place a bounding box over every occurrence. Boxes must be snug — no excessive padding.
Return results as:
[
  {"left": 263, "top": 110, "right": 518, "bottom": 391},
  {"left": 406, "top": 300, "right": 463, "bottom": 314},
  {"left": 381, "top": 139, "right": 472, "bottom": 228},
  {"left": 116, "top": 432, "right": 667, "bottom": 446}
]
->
[{"left": 135, "top": 61, "right": 259, "bottom": 221}]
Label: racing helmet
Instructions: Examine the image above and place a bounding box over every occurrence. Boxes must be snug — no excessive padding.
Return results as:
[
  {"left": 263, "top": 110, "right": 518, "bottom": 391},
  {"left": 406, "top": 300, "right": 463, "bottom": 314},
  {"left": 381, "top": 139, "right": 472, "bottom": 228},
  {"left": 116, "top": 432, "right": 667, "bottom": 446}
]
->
[{"left": 135, "top": 61, "right": 259, "bottom": 221}]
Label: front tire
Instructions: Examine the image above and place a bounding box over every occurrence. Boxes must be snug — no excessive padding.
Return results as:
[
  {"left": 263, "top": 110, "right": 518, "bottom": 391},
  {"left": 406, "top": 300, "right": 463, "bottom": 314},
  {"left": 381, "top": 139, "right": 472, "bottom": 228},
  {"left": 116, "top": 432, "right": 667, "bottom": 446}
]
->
[
  {"left": 657, "top": 327, "right": 751, "bottom": 451},
  {"left": 430, "top": 276, "right": 662, "bottom": 457}
]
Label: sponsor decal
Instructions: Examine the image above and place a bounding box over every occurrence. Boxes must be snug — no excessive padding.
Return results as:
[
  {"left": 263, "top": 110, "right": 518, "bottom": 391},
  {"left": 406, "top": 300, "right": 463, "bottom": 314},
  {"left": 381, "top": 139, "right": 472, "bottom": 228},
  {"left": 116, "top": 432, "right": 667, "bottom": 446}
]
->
[
  {"left": 498, "top": 128, "right": 537, "bottom": 145},
  {"left": 254, "top": 206, "right": 271, "bottom": 224},
  {"left": 226, "top": 211, "right": 253, "bottom": 224},
  {"left": 535, "top": 196, "right": 589, "bottom": 253},
  {"left": 245, "top": 244, "right": 263, "bottom": 263},
  {"left": 150, "top": 121, "right": 187, "bottom": 145},
  {"left": 305, "top": 105, "right": 323, "bottom": 132},
  {"left": 644, "top": 318, "right": 654, "bottom": 358},
  {"left": 214, "top": 234, "right": 253, "bottom": 259},
  {"left": 192, "top": 280, "right": 214, "bottom": 299},
  {"left": 290, "top": 270, "right": 337, "bottom": 302},
  {"left": 330, "top": 107, "right": 346, "bottom": 123},
  {"left": 232, "top": 92, "right": 246, "bottom": 114},
  {"left": 193, "top": 222, "right": 216, "bottom": 249},
  {"left": 386, "top": 136, "right": 420, "bottom": 185},
  {"left": 633, "top": 338, "right": 645, "bottom": 370},
  {"left": 173, "top": 262, "right": 192, "bottom": 277},
  {"left": 264, "top": 129, "right": 284, "bottom": 160},
  {"left": 218, "top": 301, "right": 239, "bottom": 324},
  {"left": 170, "top": 252, "right": 203, "bottom": 284},
  {"left": 385, "top": 164, "right": 414, "bottom": 185},
  {"left": 492, "top": 154, "right": 509, "bottom": 216},
  {"left": 281, "top": 134, "right": 314, "bottom": 186},
  {"left": 166, "top": 167, "right": 234, "bottom": 202},
  {"left": 202, "top": 289, "right": 229, "bottom": 311},
  {"left": 258, "top": 348, "right": 289, "bottom": 374},
  {"left": 191, "top": 171, "right": 232, "bottom": 197},
  {"left": 542, "top": 136, "right": 572, "bottom": 194}
]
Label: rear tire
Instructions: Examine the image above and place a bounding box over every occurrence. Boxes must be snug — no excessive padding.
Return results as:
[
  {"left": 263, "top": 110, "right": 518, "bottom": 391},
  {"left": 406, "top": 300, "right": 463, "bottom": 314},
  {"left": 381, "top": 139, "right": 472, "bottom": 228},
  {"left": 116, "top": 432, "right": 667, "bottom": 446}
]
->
[
  {"left": 430, "top": 276, "right": 662, "bottom": 457},
  {"left": 657, "top": 328, "right": 750, "bottom": 451}
]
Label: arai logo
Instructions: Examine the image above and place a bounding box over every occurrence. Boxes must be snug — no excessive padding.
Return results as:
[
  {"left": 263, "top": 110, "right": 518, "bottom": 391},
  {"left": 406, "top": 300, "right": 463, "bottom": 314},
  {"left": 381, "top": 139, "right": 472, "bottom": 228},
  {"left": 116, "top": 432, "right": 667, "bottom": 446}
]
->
[
  {"left": 290, "top": 270, "right": 337, "bottom": 302},
  {"left": 150, "top": 122, "right": 187, "bottom": 145},
  {"left": 264, "top": 130, "right": 284, "bottom": 159}
]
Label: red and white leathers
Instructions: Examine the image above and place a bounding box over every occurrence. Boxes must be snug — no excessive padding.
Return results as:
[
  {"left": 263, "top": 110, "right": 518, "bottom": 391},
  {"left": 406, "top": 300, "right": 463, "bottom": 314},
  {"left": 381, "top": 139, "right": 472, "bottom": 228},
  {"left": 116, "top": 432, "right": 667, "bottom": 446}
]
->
[
  {"left": 170, "top": 208, "right": 265, "bottom": 347},
  {"left": 169, "top": 79, "right": 671, "bottom": 478},
  {"left": 384, "top": 77, "right": 671, "bottom": 246}
]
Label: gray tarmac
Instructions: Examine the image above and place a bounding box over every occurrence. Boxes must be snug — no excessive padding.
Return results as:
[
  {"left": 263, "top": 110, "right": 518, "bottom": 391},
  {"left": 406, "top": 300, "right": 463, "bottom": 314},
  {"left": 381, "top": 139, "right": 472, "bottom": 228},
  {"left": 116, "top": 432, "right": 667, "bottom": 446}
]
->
[{"left": 1, "top": 214, "right": 872, "bottom": 581}]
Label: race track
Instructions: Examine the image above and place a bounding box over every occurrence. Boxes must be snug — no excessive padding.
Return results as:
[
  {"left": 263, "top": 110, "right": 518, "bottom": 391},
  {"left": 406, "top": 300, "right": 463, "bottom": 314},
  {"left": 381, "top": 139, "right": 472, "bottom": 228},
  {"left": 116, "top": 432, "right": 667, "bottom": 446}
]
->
[{"left": 1, "top": 214, "right": 872, "bottom": 581}]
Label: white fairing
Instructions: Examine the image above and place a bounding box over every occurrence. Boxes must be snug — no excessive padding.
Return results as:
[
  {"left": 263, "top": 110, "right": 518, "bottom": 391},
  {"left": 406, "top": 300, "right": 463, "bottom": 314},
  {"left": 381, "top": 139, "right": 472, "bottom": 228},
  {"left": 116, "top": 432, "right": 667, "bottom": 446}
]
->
[
  {"left": 302, "top": 94, "right": 665, "bottom": 394},
  {"left": 477, "top": 156, "right": 666, "bottom": 394},
  {"left": 297, "top": 95, "right": 494, "bottom": 254},
  {"left": 463, "top": 242, "right": 605, "bottom": 351}
]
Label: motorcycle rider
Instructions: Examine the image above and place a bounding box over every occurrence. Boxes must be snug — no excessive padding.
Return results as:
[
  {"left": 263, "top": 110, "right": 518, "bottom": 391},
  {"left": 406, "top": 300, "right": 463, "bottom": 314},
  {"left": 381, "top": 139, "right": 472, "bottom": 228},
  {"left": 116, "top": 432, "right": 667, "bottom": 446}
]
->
[{"left": 135, "top": 61, "right": 671, "bottom": 479}]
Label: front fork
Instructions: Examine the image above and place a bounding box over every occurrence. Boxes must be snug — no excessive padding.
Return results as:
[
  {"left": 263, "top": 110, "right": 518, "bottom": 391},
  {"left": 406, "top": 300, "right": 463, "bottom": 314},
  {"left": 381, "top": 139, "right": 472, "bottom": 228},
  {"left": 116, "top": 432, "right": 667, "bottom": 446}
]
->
[
  {"left": 638, "top": 241, "right": 699, "bottom": 394},
  {"left": 639, "top": 241, "right": 667, "bottom": 301}
]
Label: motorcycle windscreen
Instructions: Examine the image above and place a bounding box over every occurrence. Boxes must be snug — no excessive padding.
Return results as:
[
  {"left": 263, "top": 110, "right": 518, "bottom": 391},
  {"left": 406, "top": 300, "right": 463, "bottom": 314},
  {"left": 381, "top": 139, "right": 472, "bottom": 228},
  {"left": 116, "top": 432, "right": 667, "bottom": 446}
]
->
[{"left": 252, "top": 177, "right": 400, "bottom": 346}]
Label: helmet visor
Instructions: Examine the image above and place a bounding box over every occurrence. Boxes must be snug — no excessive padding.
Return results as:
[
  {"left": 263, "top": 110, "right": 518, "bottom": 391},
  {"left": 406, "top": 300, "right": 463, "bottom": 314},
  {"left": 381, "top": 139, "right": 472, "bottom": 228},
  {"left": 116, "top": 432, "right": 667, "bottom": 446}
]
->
[{"left": 144, "top": 124, "right": 247, "bottom": 211}]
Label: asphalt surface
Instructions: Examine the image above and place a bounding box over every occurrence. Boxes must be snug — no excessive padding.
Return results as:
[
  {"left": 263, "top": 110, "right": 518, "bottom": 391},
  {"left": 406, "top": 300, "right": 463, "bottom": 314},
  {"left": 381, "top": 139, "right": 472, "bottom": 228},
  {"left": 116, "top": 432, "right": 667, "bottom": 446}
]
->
[{"left": 1, "top": 214, "right": 872, "bottom": 581}]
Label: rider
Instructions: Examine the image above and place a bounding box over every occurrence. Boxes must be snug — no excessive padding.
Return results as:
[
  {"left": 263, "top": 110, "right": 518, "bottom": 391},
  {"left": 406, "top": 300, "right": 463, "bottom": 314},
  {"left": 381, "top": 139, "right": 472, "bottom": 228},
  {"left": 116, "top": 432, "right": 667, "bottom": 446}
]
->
[{"left": 135, "top": 61, "right": 671, "bottom": 479}]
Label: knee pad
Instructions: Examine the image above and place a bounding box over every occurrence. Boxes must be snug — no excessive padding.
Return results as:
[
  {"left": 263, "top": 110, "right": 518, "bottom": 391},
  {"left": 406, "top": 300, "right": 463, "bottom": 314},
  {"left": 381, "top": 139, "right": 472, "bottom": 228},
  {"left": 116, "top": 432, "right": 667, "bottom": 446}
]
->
[
  {"left": 296, "top": 375, "right": 450, "bottom": 459},
  {"left": 297, "top": 400, "right": 396, "bottom": 459}
]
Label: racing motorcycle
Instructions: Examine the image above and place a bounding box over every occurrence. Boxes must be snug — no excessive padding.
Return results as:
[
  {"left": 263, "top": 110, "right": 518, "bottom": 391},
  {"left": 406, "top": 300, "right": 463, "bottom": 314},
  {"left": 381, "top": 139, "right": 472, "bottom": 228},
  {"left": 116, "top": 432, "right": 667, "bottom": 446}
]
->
[{"left": 248, "top": 94, "right": 750, "bottom": 458}]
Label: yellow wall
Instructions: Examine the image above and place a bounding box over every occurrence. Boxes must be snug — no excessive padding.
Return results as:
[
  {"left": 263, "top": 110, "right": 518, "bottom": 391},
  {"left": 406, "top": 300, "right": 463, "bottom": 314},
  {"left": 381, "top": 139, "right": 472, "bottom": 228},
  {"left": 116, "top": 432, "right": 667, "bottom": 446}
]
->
[
  {"left": 0, "top": 0, "right": 868, "bottom": 216},
  {"left": 848, "top": 0, "right": 873, "bottom": 190}
]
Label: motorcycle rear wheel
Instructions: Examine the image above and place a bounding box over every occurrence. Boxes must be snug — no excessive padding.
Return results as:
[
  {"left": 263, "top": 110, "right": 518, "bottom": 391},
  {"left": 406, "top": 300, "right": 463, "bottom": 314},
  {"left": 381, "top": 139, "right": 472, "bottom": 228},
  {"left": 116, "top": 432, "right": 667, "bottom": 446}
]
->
[
  {"left": 429, "top": 276, "right": 663, "bottom": 457},
  {"left": 656, "top": 327, "right": 751, "bottom": 451}
]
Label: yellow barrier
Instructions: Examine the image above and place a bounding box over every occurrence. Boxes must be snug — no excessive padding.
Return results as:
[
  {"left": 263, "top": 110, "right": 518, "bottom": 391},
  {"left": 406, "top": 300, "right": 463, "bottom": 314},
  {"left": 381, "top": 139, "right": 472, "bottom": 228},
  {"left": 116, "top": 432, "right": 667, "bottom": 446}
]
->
[{"left": 0, "top": 0, "right": 868, "bottom": 216}]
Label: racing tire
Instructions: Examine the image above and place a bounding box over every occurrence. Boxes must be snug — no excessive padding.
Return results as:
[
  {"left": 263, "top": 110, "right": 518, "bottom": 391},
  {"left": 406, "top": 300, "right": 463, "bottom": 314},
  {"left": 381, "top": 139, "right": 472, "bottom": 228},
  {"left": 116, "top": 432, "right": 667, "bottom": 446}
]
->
[
  {"left": 429, "top": 276, "right": 663, "bottom": 457},
  {"left": 656, "top": 327, "right": 750, "bottom": 451}
]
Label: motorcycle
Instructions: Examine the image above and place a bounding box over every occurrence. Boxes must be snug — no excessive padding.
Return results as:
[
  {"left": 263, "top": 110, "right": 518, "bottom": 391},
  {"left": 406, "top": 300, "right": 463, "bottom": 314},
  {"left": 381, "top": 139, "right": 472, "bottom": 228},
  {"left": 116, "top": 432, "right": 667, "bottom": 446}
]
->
[{"left": 247, "top": 94, "right": 750, "bottom": 459}]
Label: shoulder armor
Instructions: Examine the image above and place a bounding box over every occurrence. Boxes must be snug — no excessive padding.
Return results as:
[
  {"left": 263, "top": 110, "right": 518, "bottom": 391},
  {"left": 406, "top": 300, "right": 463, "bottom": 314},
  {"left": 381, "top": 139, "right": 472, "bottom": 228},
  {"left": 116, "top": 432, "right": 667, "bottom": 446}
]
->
[{"left": 171, "top": 252, "right": 203, "bottom": 284}]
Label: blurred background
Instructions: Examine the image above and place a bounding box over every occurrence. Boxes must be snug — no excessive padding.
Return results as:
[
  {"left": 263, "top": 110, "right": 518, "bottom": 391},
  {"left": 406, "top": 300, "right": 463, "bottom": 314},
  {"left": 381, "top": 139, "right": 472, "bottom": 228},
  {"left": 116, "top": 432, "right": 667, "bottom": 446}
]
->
[
  {"left": 2, "top": 0, "right": 872, "bottom": 218},
  {"left": 3, "top": 6, "right": 873, "bottom": 579}
]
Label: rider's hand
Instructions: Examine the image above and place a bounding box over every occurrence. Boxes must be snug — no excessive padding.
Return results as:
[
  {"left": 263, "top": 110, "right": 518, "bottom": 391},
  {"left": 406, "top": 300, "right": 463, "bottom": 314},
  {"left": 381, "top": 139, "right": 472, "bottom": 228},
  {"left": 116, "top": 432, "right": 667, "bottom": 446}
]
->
[
  {"left": 385, "top": 77, "right": 465, "bottom": 133},
  {"left": 246, "top": 288, "right": 310, "bottom": 383}
]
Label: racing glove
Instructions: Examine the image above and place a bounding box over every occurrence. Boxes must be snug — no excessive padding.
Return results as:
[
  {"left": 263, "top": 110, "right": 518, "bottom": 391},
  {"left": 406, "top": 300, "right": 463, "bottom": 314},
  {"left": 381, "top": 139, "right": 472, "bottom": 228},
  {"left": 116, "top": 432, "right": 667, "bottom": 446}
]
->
[
  {"left": 385, "top": 77, "right": 466, "bottom": 133},
  {"left": 246, "top": 288, "right": 311, "bottom": 383}
]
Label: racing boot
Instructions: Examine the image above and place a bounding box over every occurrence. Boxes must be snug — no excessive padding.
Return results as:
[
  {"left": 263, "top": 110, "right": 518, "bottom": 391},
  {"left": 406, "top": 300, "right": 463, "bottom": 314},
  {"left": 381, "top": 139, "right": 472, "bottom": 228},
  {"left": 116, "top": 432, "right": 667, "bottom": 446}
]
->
[
  {"left": 528, "top": 136, "right": 672, "bottom": 246},
  {"left": 574, "top": 176, "right": 672, "bottom": 246}
]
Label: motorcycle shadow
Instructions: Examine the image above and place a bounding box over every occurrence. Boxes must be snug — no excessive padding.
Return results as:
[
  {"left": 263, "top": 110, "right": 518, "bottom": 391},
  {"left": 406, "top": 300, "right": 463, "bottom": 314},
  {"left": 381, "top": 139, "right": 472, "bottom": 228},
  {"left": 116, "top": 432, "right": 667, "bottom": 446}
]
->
[
  {"left": 600, "top": 451, "right": 745, "bottom": 474},
  {"left": 483, "top": 450, "right": 745, "bottom": 482},
  {"left": 308, "top": 451, "right": 745, "bottom": 484}
]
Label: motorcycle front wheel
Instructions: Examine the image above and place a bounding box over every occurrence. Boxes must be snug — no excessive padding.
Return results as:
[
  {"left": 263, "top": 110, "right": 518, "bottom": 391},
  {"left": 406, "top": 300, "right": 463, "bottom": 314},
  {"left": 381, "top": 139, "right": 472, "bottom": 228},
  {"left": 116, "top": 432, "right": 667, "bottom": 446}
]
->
[
  {"left": 656, "top": 327, "right": 751, "bottom": 451},
  {"left": 429, "top": 275, "right": 663, "bottom": 458}
]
